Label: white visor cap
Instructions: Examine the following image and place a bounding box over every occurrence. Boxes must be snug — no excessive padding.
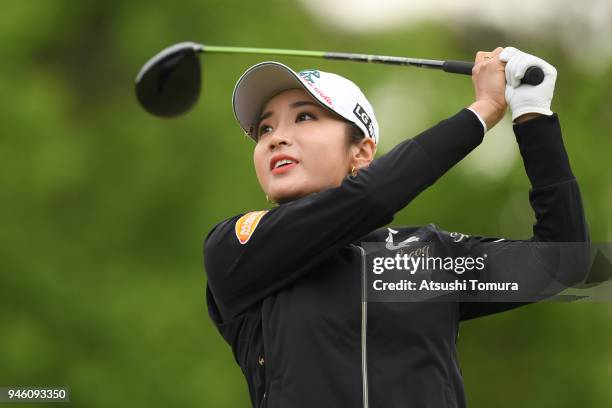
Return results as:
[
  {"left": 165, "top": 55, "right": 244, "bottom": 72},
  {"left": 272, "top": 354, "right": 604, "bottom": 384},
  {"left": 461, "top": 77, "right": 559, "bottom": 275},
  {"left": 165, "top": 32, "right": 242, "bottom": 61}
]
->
[{"left": 232, "top": 61, "right": 379, "bottom": 144}]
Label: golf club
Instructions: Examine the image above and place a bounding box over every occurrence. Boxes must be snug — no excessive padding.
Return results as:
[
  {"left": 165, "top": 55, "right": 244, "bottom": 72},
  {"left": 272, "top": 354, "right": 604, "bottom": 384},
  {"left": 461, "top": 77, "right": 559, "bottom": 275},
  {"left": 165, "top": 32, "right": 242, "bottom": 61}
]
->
[{"left": 135, "top": 41, "right": 545, "bottom": 118}]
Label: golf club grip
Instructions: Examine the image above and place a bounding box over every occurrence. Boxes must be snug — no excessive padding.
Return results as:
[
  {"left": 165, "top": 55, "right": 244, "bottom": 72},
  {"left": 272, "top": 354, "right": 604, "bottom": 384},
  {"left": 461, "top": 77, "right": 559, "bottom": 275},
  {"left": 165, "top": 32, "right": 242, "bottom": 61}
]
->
[{"left": 443, "top": 61, "right": 545, "bottom": 85}]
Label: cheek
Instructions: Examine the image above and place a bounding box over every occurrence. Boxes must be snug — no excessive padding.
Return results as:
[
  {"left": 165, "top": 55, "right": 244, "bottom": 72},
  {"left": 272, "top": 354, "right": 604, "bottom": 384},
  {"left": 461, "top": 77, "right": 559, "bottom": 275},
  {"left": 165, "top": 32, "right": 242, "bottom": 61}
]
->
[
  {"left": 253, "top": 147, "right": 268, "bottom": 182},
  {"left": 304, "top": 138, "right": 349, "bottom": 178}
]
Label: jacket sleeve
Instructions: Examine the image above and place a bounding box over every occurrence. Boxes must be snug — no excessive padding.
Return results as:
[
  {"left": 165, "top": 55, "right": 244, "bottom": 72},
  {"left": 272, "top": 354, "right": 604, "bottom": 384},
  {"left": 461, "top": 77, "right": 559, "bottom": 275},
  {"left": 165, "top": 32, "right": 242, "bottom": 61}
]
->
[
  {"left": 452, "top": 113, "right": 591, "bottom": 321},
  {"left": 204, "top": 108, "right": 486, "bottom": 320}
]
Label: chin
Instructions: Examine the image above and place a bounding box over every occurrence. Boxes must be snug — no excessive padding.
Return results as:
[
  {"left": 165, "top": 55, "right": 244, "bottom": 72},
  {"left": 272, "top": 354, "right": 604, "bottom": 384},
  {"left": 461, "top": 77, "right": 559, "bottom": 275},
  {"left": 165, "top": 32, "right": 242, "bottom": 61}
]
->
[
  {"left": 269, "top": 183, "right": 312, "bottom": 204},
  {"left": 272, "top": 190, "right": 306, "bottom": 204}
]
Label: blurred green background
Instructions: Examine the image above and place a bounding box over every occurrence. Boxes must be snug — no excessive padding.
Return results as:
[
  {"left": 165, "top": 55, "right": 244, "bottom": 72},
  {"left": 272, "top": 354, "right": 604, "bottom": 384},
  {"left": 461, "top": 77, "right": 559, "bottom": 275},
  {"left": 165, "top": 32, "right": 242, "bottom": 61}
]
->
[{"left": 1, "top": 0, "right": 610, "bottom": 407}]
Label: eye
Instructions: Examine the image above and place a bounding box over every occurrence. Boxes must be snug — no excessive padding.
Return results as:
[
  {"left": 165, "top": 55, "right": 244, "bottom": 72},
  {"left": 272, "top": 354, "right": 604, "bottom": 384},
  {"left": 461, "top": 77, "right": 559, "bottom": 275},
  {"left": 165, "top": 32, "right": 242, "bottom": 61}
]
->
[
  {"left": 258, "top": 124, "right": 272, "bottom": 139},
  {"left": 296, "top": 112, "right": 315, "bottom": 122},
  {"left": 257, "top": 112, "right": 315, "bottom": 141}
]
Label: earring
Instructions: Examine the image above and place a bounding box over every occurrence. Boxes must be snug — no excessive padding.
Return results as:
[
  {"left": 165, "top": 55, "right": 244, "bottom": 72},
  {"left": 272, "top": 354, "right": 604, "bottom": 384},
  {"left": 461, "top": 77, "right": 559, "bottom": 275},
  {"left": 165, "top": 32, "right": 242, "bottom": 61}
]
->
[
  {"left": 266, "top": 194, "right": 275, "bottom": 204},
  {"left": 350, "top": 166, "right": 358, "bottom": 177}
]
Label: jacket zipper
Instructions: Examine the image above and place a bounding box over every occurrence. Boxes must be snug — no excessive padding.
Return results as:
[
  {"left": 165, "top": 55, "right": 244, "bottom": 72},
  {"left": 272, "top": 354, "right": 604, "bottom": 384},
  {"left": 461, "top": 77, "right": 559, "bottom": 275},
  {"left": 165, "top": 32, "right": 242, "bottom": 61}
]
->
[{"left": 354, "top": 244, "right": 369, "bottom": 408}]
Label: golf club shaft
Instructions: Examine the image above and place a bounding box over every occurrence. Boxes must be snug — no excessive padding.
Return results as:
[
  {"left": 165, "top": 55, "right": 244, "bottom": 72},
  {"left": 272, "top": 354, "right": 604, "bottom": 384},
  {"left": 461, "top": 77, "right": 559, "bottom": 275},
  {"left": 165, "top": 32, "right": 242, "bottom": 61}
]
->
[
  {"left": 201, "top": 44, "right": 465, "bottom": 72},
  {"left": 198, "top": 44, "right": 544, "bottom": 84}
]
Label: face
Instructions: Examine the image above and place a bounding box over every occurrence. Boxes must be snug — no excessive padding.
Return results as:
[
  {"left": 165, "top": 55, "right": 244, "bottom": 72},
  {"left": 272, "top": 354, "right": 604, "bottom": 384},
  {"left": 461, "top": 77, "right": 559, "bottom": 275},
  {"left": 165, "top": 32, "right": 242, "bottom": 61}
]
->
[{"left": 253, "top": 88, "right": 354, "bottom": 204}]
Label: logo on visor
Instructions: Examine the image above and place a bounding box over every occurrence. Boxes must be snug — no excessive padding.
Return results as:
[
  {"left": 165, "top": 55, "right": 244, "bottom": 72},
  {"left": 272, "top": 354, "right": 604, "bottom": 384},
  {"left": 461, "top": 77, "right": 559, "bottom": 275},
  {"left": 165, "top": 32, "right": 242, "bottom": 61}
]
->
[
  {"left": 299, "top": 69, "right": 320, "bottom": 84},
  {"left": 353, "top": 104, "right": 375, "bottom": 138}
]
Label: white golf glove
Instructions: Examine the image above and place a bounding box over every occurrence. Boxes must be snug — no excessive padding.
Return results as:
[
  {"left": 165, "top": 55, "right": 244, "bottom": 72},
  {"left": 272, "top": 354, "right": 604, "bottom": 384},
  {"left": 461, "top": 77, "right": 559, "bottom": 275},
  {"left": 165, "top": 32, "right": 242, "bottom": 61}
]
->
[{"left": 499, "top": 47, "right": 557, "bottom": 121}]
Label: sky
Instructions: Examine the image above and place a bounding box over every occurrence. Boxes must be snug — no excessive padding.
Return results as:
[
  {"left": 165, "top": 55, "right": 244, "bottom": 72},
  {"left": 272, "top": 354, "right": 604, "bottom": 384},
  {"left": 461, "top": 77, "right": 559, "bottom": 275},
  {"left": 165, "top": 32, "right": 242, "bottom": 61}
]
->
[{"left": 299, "top": 0, "right": 612, "bottom": 72}]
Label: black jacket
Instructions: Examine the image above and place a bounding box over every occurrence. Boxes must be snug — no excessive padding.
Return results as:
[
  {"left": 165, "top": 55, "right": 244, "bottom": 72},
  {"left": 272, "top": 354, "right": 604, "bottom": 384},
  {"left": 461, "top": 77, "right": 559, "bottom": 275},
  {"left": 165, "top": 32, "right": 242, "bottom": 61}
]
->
[{"left": 203, "top": 108, "right": 589, "bottom": 408}]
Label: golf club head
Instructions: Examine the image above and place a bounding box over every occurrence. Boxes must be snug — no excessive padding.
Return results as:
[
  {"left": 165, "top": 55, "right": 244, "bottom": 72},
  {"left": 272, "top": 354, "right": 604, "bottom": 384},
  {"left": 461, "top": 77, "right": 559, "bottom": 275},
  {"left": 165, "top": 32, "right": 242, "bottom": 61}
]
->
[{"left": 135, "top": 42, "right": 204, "bottom": 117}]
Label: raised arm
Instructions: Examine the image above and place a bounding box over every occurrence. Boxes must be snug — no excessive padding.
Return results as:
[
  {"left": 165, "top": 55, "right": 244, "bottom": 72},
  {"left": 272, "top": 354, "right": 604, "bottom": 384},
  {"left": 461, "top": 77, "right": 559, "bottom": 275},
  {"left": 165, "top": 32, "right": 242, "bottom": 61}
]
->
[{"left": 455, "top": 48, "right": 590, "bottom": 320}]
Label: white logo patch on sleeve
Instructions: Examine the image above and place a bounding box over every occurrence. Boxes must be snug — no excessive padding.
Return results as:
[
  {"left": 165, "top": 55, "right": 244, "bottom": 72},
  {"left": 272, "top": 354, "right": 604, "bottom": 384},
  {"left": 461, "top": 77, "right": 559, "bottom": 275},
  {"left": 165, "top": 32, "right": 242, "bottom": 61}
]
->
[
  {"left": 449, "top": 231, "right": 470, "bottom": 242},
  {"left": 235, "top": 211, "right": 268, "bottom": 244}
]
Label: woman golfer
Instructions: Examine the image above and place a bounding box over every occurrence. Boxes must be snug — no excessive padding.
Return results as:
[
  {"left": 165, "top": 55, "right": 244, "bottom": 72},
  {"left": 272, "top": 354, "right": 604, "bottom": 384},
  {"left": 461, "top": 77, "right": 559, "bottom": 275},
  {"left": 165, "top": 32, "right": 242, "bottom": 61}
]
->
[{"left": 203, "top": 46, "right": 589, "bottom": 407}]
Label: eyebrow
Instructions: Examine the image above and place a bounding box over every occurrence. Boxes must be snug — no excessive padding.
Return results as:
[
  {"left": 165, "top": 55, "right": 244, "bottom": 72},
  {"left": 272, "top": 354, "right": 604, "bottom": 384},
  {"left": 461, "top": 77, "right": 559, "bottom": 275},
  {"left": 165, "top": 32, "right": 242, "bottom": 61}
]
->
[{"left": 258, "top": 101, "right": 320, "bottom": 123}]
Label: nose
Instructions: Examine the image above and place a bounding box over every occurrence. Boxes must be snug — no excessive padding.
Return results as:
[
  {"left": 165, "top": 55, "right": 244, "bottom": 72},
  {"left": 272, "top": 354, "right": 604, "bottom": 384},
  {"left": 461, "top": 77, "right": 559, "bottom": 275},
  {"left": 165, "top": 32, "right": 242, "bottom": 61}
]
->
[{"left": 268, "top": 130, "right": 292, "bottom": 151}]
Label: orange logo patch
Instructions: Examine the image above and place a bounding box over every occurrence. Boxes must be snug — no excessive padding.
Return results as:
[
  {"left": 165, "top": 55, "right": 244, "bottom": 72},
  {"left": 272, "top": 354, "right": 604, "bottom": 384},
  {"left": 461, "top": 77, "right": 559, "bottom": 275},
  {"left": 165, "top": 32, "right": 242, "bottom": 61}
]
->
[{"left": 235, "top": 211, "right": 268, "bottom": 244}]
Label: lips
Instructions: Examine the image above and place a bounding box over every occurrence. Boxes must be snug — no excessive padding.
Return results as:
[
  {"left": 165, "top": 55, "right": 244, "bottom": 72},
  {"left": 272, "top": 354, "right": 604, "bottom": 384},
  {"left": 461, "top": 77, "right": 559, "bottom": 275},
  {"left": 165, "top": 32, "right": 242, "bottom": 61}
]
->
[{"left": 270, "top": 154, "right": 299, "bottom": 174}]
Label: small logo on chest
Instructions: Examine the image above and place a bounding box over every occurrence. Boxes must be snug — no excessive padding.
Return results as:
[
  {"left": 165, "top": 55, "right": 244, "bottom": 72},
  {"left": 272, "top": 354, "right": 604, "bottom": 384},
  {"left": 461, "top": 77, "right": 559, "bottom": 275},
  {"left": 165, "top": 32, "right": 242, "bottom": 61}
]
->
[{"left": 385, "top": 228, "right": 420, "bottom": 250}]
